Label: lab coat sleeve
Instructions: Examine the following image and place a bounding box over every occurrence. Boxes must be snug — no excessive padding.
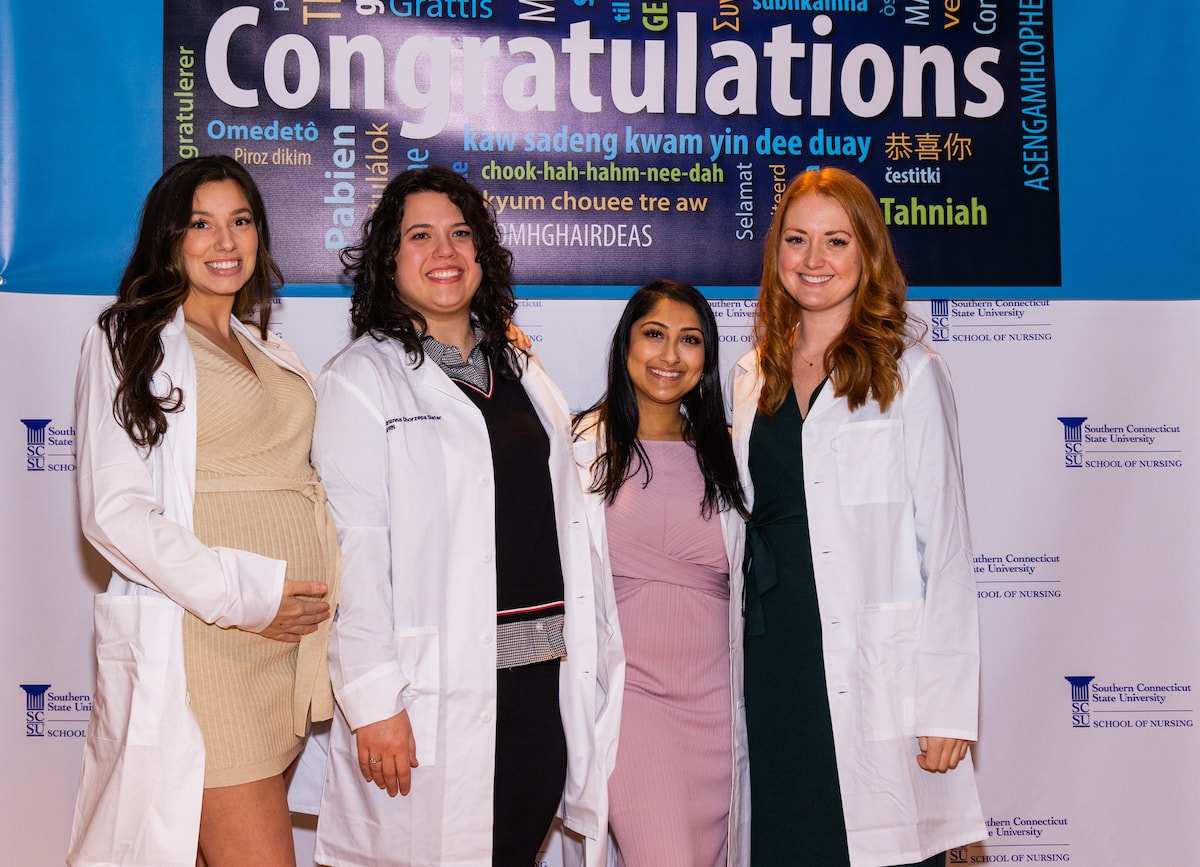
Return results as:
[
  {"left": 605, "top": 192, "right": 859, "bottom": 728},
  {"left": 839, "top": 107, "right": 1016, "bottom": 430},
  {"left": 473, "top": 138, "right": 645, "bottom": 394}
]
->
[
  {"left": 902, "top": 349, "right": 981, "bottom": 740},
  {"left": 572, "top": 418, "right": 626, "bottom": 773},
  {"left": 74, "top": 325, "right": 284, "bottom": 631},
  {"left": 313, "top": 356, "right": 409, "bottom": 732}
]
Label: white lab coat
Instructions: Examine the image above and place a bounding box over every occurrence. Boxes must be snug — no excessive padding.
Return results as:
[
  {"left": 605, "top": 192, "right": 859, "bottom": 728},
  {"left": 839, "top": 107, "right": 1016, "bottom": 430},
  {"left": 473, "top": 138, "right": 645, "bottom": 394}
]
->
[
  {"left": 572, "top": 419, "right": 750, "bottom": 867},
  {"left": 68, "top": 309, "right": 313, "bottom": 867},
  {"left": 729, "top": 342, "right": 985, "bottom": 867},
  {"left": 311, "top": 336, "right": 623, "bottom": 867}
]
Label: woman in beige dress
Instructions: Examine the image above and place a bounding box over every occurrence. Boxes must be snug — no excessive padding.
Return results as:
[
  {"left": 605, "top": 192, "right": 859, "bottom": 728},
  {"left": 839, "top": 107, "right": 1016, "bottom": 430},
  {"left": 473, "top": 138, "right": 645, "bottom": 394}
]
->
[{"left": 70, "top": 156, "right": 338, "bottom": 867}]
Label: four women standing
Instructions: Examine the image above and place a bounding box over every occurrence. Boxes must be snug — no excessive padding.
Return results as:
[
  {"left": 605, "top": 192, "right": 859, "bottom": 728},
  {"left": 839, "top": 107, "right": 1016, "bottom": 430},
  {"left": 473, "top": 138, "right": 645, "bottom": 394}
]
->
[{"left": 72, "top": 159, "right": 982, "bottom": 866}]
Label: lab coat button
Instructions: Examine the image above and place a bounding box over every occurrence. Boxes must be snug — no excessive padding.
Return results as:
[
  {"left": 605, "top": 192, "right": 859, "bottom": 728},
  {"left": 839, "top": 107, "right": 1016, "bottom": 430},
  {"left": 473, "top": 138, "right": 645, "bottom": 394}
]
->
[
  {"left": 481, "top": 712, "right": 493, "bottom": 723},
  {"left": 482, "top": 632, "right": 493, "bottom": 643},
  {"left": 483, "top": 552, "right": 493, "bottom": 564}
]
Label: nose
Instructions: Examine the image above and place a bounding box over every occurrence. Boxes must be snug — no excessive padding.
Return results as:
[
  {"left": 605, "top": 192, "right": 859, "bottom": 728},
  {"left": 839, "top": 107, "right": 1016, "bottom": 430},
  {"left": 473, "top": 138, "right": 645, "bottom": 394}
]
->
[
  {"left": 213, "top": 224, "right": 236, "bottom": 252},
  {"left": 661, "top": 339, "right": 680, "bottom": 363},
  {"left": 433, "top": 231, "right": 455, "bottom": 257},
  {"left": 803, "top": 240, "right": 823, "bottom": 268}
]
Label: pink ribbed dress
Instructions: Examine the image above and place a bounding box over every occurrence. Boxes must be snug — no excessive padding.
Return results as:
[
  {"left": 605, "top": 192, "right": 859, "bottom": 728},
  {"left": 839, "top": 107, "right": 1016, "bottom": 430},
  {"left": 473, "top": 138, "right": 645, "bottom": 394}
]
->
[{"left": 606, "top": 439, "right": 732, "bottom": 867}]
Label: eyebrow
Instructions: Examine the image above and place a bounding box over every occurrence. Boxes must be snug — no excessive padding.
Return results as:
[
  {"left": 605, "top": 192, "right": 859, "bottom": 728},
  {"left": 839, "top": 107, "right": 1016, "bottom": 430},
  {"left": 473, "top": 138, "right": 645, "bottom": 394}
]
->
[
  {"left": 403, "top": 221, "right": 471, "bottom": 232},
  {"left": 642, "top": 319, "right": 703, "bottom": 331},
  {"left": 190, "top": 208, "right": 254, "bottom": 217},
  {"left": 784, "top": 226, "right": 851, "bottom": 235}
]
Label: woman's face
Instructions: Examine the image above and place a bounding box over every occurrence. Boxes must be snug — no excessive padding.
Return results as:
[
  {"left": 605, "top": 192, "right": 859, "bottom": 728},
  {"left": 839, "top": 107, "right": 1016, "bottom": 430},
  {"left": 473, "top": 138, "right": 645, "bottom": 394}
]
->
[
  {"left": 625, "top": 297, "right": 706, "bottom": 412},
  {"left": 181, "top": 179, "right": 258, "bottom": 305},
  {"left": 392, "top": 191, "right": 482, "bottom": 331},
  {"left": 776, "top": 192, "right": 862, "bottom": 321}
]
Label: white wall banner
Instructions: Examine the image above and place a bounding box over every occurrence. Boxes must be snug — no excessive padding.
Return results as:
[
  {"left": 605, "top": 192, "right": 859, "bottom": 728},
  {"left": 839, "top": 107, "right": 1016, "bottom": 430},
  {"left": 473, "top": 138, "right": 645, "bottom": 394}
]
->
[{"left": 5, "top": 294, "right": 1198, "bottom": 864}]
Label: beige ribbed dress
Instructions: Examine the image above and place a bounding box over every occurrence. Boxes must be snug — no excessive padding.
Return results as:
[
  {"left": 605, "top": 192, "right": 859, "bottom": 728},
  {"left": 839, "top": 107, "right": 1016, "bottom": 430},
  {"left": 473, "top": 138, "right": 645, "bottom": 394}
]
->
[{"left": 182, "top": 326, "right": 340, "bottom": 788}]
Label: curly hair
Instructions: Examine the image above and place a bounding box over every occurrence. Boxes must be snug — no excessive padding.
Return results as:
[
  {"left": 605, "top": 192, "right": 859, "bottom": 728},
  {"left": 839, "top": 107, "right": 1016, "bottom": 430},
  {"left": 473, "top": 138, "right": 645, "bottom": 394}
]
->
[
  {"left": 98, "top": 155, "right": 283, "bottom": 449},
  {"left": 573, "top": 280, "right": 747, "bottom": 519},
  {"left": 754, "top": 167, "right": 922, "bottom": 416},
  {"left": 341, "top": 166, "right": 521, "bottom": 380}
]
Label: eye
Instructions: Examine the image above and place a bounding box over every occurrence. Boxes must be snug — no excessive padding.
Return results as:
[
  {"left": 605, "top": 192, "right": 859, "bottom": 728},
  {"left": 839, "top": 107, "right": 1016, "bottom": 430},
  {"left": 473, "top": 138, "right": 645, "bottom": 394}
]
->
[
  {"left": 408, "top": 230, "right": 429, "bottom": 241},
  {"left": 190, "top": 219, "right": 209, "bottom": 230},
  {"left": 829, "top": 237, "right": 849, "bottom": 247},
  {"left": 642, "top": 327, "right": 664, "bottom": 339},
  {"left": 234, "top": 216, "right": 254, "bottom": 227},
  {"left": 682, "top": 334, "right": 703, "bottom": 345},
  {"left": 453, "top": 228, "right": 473, "bottom": 238},
  {"left": 784, "top": 234, "right": 806, "bottom": 245}
]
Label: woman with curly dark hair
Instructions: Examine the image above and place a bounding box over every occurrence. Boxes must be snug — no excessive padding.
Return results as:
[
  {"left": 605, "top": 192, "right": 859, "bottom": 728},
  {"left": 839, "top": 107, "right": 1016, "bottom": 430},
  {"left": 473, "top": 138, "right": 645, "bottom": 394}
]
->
[
  {"left": 311, "top": 167, "right": 622, "bottom": 867},
  {"left": 729, "top": 168, "right": 985, "bottom": 866},
  {"left": 70, "top": 155, "right": 337, "bottom": 867}
]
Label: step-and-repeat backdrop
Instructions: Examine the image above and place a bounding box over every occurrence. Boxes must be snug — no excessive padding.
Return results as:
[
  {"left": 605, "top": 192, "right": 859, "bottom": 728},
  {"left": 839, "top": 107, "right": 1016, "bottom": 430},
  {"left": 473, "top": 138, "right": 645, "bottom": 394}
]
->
[{"left": 3, "top": 2, "right": 1199, "bottom": 864}]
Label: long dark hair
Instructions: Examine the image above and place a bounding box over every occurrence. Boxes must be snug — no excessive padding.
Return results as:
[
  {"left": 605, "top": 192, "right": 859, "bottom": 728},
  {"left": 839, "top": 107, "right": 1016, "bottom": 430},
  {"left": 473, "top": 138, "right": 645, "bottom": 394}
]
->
[
  {"left": 574, "top": 280, "right": 747, "bottom": 519},
  {"left": 341, "top": 166, "right": 521, "bottom": 380},
  {"left": 98, "top": 156, "right": 282, "bottom": 449}
]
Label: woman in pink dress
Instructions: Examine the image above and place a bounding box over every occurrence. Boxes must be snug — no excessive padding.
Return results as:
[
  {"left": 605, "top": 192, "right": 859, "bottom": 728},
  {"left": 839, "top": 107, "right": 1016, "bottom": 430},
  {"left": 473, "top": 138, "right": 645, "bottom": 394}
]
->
[{"left": 573, "top": 279, "right": 750, "bottom": 867}]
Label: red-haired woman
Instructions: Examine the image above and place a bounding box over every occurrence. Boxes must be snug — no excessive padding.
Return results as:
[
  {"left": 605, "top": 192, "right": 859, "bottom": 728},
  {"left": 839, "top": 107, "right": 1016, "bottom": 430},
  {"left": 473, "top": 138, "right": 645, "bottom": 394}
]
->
[{"left": 729, "top": 167, "right": 985, "bottom": 867}]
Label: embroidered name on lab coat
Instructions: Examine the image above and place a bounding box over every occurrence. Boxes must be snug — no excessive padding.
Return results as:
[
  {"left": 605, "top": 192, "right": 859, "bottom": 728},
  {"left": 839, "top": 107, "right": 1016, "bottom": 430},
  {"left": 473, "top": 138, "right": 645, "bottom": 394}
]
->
[{"left": 386, "top": 414, "right": 443, "bottom": 432}]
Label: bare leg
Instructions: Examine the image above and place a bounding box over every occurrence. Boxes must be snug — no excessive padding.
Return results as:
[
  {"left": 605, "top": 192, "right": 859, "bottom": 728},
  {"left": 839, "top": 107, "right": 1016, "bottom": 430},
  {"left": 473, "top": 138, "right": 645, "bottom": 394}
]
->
[{"left": 197, "top": 773, "right": 297, "bottom": 867}]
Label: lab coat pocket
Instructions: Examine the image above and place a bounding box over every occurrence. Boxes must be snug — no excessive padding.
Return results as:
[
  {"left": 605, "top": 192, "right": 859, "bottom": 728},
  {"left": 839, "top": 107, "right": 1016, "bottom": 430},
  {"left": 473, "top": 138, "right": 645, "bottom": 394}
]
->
[
  {"left": 395, "top": 625, "right": 440, "bottom": 766},
  {"left": 71, "top": 594, "right": 204, "bottom": 866},
  {"left": 835, "top": 420, "right": 905, "bottom": 505},
  {"left": 857, "top": 600, "right": 921, "bottom": 742},
  {"left": 90, "top": 593, "right": 180, "bottom": 747}
]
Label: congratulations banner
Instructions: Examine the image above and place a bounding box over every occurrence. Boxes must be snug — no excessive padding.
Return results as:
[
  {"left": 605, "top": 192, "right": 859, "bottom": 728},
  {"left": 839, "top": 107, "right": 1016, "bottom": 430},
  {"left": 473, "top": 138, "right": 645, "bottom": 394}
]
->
[{"left": 164, "top": 0, "right": 1059, "bottom": 291}]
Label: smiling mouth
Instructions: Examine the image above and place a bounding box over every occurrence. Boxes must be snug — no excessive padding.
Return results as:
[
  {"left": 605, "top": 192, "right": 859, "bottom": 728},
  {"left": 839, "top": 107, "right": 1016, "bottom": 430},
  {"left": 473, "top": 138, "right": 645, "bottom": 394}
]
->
[
  {"left": 426, "top": 268, "right": 462, "bottom": 280},
  {"left": 648, "top": 367, "right": 684, "bottom": 379},
  {"left": 206, "top": 259, "right": 242, "bottom": 273},
  {"left": 799, "top": 274, "right": 833, "bottom": 285}
]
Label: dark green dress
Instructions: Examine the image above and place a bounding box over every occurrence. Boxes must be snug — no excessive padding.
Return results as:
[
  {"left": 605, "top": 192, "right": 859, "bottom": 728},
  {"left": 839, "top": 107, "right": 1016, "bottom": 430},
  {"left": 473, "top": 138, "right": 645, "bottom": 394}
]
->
[{"left": 744, "top": 382, "right": 851, "bottom": 866}]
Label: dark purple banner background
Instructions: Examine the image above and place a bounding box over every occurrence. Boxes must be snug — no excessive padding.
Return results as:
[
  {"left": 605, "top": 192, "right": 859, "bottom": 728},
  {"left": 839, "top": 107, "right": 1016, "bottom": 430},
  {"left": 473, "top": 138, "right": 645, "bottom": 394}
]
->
[{"left": 164, "top": 0, "right": 1059, "bottom": 291}]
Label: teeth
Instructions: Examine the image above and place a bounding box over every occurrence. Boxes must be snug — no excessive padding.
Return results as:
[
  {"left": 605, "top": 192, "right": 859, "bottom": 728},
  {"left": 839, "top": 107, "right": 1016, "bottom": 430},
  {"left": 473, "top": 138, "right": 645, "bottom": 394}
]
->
[
  {"left": 427, "top": 269, "right": 461, "bottom": 279},
  {"left": 801, "top": 274, "right": 833, "bottom": 284},
  {"left": 649, "top": 368, "right": 683, "bottom": 378},
  {"left": 208, "top": 260, "right": 240, "bottom": 270}
]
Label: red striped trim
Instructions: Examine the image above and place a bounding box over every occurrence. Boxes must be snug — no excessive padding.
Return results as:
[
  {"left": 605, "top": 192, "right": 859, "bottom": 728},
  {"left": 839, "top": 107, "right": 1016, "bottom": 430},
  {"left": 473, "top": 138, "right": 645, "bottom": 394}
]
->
[{"left": 496, "top": 600, "right": 565, "bottom": 616}]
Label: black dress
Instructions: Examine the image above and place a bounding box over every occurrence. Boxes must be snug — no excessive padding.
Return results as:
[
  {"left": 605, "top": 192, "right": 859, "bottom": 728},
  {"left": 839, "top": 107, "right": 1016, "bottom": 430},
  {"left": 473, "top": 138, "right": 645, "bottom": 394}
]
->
[
  {"left": 743, "top": 385, "right": 948, "bottom": 867},
  {"left": 743, "top": 382, "right": 851, "bottom": 866}
]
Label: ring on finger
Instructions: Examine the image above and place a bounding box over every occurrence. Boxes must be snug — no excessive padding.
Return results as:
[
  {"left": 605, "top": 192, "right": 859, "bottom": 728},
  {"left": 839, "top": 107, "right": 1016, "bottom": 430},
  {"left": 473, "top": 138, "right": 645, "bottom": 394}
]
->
[{"left": 368, "top": 756, "right": 382, "bottom": 765}]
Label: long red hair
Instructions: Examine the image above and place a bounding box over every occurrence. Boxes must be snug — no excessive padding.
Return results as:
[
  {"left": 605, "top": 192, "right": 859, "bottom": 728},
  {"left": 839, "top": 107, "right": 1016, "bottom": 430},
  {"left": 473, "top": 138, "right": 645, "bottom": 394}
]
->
[{"left": 753, "top": 167, "right": 920, "bottom": 416}]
